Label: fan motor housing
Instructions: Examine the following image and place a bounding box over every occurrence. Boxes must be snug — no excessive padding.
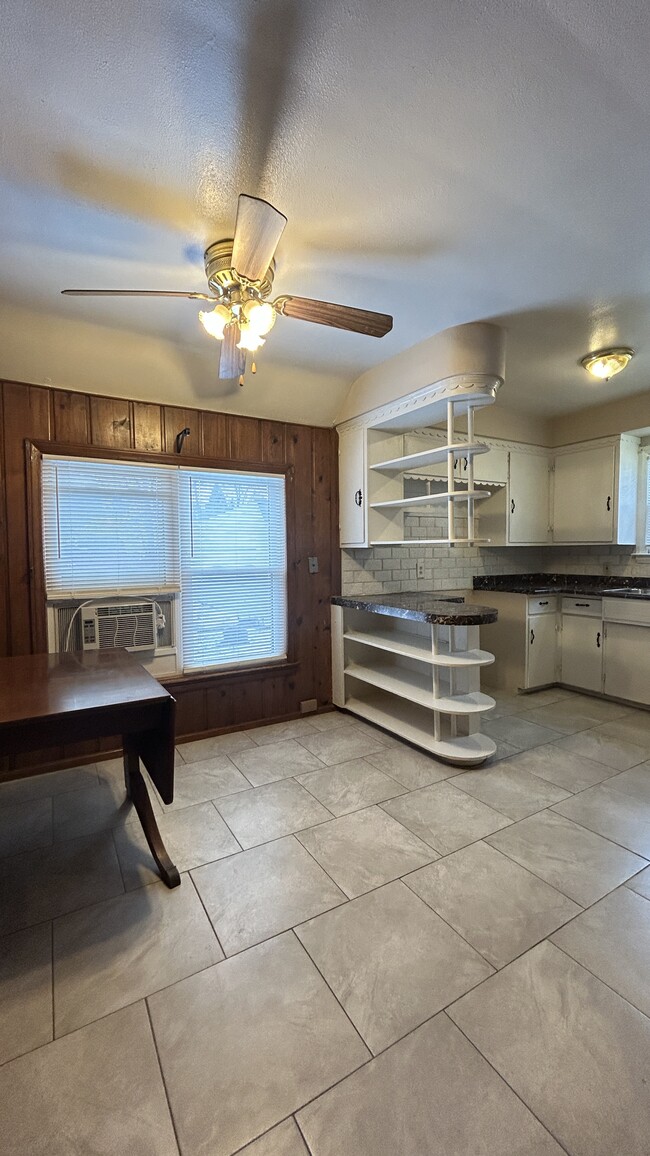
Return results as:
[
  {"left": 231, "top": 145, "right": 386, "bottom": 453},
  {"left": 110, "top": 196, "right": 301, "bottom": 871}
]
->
[{"left": 204, "top": 240, "right": 275, "bottom": 298}]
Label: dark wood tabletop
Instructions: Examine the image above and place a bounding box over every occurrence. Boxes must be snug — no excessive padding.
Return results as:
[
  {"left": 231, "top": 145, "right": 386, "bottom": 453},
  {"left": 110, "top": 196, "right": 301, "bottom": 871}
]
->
[{"left": 0, "top": 649, "right": 180, "bottom": 887}]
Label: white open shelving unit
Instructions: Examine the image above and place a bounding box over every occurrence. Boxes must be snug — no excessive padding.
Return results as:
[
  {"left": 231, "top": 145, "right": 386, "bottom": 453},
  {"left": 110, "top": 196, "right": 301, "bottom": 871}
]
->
[{"left": 332, "top": 602, "right": 497, "bottom": 765}]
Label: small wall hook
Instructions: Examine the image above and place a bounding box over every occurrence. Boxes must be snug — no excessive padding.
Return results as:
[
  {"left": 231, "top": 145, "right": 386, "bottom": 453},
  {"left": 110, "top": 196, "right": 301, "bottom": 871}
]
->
[{"left": 175, "top": 427, "right": 191, "bottom": 454}]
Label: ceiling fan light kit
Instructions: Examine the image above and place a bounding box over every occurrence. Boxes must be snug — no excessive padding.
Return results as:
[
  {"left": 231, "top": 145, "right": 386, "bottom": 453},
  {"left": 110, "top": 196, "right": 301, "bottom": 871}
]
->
[
  {"left": 581, "top": 346, "right": 634, "bottom": 381},
  {"left": 62, "top": 195, "right": 393, "bottom": 383}
]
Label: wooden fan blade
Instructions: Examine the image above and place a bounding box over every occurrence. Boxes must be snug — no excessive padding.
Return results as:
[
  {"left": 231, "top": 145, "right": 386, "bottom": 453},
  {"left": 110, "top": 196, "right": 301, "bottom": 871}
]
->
[
  {"left": 232, "top": 195, "right": 287, "bottom": 283},
  {"left": 219, "top": 324, "right": 246, "bottom": 380},
  {"left": 277, "top": 296, "right": 393, "bottom": 337},
  {"left": 61, "top": 289, "right": 217, "bottom": 299}
]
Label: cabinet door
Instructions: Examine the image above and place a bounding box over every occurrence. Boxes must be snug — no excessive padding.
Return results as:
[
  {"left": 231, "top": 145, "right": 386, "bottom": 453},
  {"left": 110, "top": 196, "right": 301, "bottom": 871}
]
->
[
  {"left": 508, "top": 452, "right": 550, "bottom": 543},
  {"left": 338, "top": 426, "right": 367, "bottom": 547},
  {"left": 526, "top": 613, "right": 558, "bottom": 688},
  {"left": 552, "top": 445, "right": 615, "bottom": 542},
  {"left": 604, "top": 623, "right": 650, "bottom": 705},
  {"left": 560, "top": 615, "right": 603, "bottom": 692}
]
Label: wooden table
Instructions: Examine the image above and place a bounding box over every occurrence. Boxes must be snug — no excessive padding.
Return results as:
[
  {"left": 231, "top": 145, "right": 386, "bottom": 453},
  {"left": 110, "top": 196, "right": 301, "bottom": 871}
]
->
[{"left": 0, "top": 649, "right": 180, "bottom": 887}]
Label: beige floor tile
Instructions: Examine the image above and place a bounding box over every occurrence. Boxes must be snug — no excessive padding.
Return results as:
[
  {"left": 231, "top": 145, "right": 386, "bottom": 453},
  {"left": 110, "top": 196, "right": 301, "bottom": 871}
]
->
[
  {"left": 231, "top": 739, "right": 325, "bottom": 787},
  {"left": 0, "top": 1002, "right": 178, "bottom": 1155},
  {"left": 156, "top": 757, "right": 250, "bottom": 811},
  {"left": 562, "top": 695, "right": 632, "bottom": 722},
  {"left": 309, "top": 711, "right": 357, "bottom": 732},
  {"left": 481, "top": 739, "right": 521, "bottom": 764},
  {"left": 596, "top": 716, "right": 650, "bottom": 751},
  {"left": 406, "top": 840, "right": 581, "bottom": 969},
  {"left": 0, "top": 923, "right": 53, "bottom": 1065},
  {"left": 487, "top": 809, "right": 646, "bottom": 906},
  {"left": 626, "top": 864, "right": 650, "bottom": 898},
  {"left": 192, "top": 835, "right": 345, "bottom": 955},
  {"left": 149, "top": 932, "right": 369, "bottom": 1156},
  {"left": 452, "top": 763, "right": 571, "bottom": 820},
  {"left": 297, "top": 1013, "right": 563, "bottom": 1155},
  {"left": 239, "top": 1119, "right": 309, "bottom": 1155},
  {"left": 297, "top": 806, "right": 435, "bottom": 898},
  {"left": 0, "top": 796, "right": 52, "bottom": 858},
  {"left": 553, "top": 783, "right": 650, "bottom": 857},
  {"left": 517, "top": 702, "right": 613, "bottom": 734},
  {"left": 503, "top": 743, "right": 616, "bottom": 792},
  {"left": 365, "top": 744, "right": 462, "bottom": 789},
  {"left": 0, "top": 832, "right": 124, "bottom": 935},
  {"left": 246, "top": 718, "right": 319, "bottom": 746},
  {"left": 482, "top": 715, "right": 560, "bottom": 751},
  {"left": 296, "top": 758, "right": 405, "bottom": 815},
  {"left": 483, "top": 691, "right": 531, "bottom": 718},
  {"left": 178, "top": 731, "right": 256, "bottom": 763},
  {"left": 449, "top": 940, "right": 650, "bottom": 1156},
  {"left": 0, "top": 765, "right": 98, "bottom": 807},
  {"left": 297, "top": 881, "right": 492, "bottom": 1053},
  {"left": 113, "top": 801, "right": 241, "bottom": 889},
  {"left": 382, "top": 781, "right": 511, "bottom": 855},
  {"left": 52, "top": 779, "right": 134, "bottom": 841},
  {"left": 216, "top": 779, "right": 331, "bottom": 848},
  {"left": 603, "top": 762, "right": 650, "bottom": 805},
  {"left": 298, "top": 726, "right": 389, "bottom": 766},
  {"left": 53, "top": 878, "right": 222, "bottom": 1035},
  {"left": 553, "top": 727, "right": 647, "bottom": 770},
  {"left": 552, "top": 886, "right": 650, "bottom": 1016}
]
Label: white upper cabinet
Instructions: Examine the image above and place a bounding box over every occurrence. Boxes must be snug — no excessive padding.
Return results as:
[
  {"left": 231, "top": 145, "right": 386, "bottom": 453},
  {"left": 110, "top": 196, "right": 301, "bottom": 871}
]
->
[
  {"left": 338, "top": 425, "right": 368, "bottom": 547},
  {"left": 508, "top": 451, "right": 551, "bottom": 544},
  {"left": 552, "top": 436, "right": 638, "bottom": 544}
]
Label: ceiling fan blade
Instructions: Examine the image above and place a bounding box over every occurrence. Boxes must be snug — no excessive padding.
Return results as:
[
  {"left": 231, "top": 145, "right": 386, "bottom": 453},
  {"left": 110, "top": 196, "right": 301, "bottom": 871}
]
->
[
  {"left": 276, "top": 296, "right": 393, "bottom": 338},
  {"left": 232, "top": 195, "right": 287, "bottom": 283},
  {"left": 61, "top": 289, "right": 217, "bottom": 299},
  {"left": 219, "top": 324, "right": 246, "bottom": 380}
]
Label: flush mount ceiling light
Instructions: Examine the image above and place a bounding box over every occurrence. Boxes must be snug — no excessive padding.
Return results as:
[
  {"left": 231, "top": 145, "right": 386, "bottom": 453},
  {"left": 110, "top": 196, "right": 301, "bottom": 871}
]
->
[{"left": 581, "top": 347, "right": 634, "bottom": 381}]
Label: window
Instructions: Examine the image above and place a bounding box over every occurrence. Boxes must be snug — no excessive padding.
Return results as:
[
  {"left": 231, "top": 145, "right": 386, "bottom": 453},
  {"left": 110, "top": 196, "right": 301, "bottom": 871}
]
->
[
  {"left": 41, "top": 455, "right": 288, "bottom": 673},
  {"left": 641, "top": 450, "right": 650, "bottom": 554}
]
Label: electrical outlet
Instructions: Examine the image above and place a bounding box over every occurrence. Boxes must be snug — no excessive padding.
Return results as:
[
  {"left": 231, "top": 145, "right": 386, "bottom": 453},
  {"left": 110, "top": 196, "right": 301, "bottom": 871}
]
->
[
  {"left": 308, "top": 556, "right": 319, "bottom": 574},
  {"left": 416, "top": 560, "right": 425, "bottom": 579}
]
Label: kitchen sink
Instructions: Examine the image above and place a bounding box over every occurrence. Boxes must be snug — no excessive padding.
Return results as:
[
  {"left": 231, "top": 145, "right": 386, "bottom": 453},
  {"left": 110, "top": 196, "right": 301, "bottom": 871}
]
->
[{"left": 603, "top": 587, "right": 648, "bottom": 595}]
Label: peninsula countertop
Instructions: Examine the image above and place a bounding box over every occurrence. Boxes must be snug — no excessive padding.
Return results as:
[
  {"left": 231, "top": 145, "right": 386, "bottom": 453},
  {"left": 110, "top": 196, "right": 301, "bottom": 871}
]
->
[
  {"left": 473, "top": 573, "right": 650, "bottom": 601},
  {"left": 331, "top": 591, "right": 498, "bottom": 625}
]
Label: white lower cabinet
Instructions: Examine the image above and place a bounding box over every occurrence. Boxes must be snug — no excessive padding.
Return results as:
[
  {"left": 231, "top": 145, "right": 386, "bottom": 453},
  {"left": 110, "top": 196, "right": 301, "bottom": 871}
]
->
[
  {"left": 560, "top": 614, "right": 603, "bottom": 693},
  {"left": 603, "top": 623, "right": 650, "bottom": 706},
  {"left": 526, "top": 611, "right": 558, "bottom": 688},
  {"left": 332, "top": 603, "right": 496, "bottom": 765}
]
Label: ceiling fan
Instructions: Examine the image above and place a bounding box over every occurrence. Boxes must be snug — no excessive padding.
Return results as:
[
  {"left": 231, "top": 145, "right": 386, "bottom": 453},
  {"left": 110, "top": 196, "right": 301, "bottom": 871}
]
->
[{"left": 62, "top": 194, "right": 394, "bottom": 383}]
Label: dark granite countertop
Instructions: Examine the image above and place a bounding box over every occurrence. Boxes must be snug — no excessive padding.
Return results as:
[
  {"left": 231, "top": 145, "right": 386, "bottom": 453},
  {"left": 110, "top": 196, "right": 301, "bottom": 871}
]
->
[
  {"left": 473, "top": 573, "right": 650, "bottom": 600},
  {"left": 332, "top": 592, "right": 498, "bottom": 625}
]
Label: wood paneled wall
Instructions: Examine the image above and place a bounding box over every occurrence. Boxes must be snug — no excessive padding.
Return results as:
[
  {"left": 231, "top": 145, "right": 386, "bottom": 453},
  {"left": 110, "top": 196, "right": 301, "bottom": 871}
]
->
[{"left": 0, "top": 380, "right": 339, "bottom": 774}]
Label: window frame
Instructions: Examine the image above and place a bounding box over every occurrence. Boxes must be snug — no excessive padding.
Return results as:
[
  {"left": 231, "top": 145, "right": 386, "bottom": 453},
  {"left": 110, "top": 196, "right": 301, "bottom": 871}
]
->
[
  {"left": 26, "top": 439, "right": 298, "bottom": 681},
  {"left": 636, "top": 446, "right": 650, "bottom": 556}
]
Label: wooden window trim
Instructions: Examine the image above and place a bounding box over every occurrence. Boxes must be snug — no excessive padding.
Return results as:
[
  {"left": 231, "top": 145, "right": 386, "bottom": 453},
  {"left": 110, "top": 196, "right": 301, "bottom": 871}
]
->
[{"left": 26, "top": 439, "right": 299, "bottom": 677}]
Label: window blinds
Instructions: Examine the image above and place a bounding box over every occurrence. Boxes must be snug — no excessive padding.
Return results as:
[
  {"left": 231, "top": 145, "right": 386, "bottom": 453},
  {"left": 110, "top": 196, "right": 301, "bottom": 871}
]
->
[
  {"left": 178, "top": 468, "right": 287, "bottom": 672},
  {"left": 645, "top": 455, "right": 650, "bottom": 549},
  {"left": 42, "top": 457, "right": 180, "bottom": 598}
]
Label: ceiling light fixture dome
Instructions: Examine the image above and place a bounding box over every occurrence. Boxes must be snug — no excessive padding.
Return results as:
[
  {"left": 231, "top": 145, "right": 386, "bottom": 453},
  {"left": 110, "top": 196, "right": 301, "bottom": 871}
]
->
[
  {"left": 242, "top": 298, "right": 277, "bottom": 336},
  {"left": 581, "top": 347, "right": 634, "bottom": 381},
  {"left": 237, "top": 324, "right": 265, "bottom": 353},
  {"left": 198, "top": 303, "right": 231, "bottom": 340}
]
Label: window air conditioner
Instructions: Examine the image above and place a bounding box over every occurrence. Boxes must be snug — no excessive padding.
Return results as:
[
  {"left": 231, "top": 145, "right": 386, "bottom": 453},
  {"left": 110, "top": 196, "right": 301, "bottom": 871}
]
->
[{"left": 81, "top": 601, "right": 158, "bottom": 652}]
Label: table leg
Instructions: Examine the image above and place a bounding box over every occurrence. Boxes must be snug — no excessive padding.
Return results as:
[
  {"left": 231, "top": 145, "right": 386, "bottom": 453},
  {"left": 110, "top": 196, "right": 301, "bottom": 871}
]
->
[{"left": 124, "top": 750, "right": 180, "bottom": 888}]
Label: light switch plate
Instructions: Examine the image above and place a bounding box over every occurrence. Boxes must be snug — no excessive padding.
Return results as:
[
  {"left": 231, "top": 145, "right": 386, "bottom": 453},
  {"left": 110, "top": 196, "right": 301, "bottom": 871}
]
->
[
  {"left": 416, "top": 560, "right": 425, "bottom": 579},
  {"left": 308, "top": 556, "right": 319, "bottom": 574}
]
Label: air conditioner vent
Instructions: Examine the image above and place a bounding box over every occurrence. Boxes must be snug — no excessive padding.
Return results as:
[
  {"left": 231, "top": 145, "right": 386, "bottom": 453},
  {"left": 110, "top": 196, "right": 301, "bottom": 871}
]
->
[{"left": 83, "top": 601, "right": 157, "bottom": 652}]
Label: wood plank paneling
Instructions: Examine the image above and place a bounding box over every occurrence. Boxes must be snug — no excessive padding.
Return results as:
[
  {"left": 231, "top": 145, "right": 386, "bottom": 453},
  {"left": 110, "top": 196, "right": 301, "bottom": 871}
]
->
[
  {"left": 163, "top": 407, "right": 202, "bottom": 456},
  {"left": 133, "top": 402, "right": 163, "bottom": 453},
  {"left": 0, "top": 380, "right": 338, "bottom": 774},
  {"left": 90, "top": 396, "right": 133, "bottom": 448},
  {"left": 2, "top": 382, "right": 52, "bottom": 654},
  {"left": 52, "top": 390, "right": 90, "bottom": 443}
]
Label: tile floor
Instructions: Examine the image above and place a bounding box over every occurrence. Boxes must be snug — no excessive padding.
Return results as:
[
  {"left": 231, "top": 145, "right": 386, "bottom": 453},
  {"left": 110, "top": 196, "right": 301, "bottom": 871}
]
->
[{"left": 1, "top": 690, "right": 649, "bottom": 1155}]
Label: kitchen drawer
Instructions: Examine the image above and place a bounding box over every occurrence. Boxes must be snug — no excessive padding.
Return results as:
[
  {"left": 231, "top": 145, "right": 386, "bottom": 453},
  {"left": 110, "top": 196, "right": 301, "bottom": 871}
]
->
[
  {"left": 561, "top": 597, "right": 602, "bottom": 617},
  {"left": 603, "top": 597, "right": 650, "bottom": 626},
  {"left": 527, "top": 596, "right": 559, "bottom": 615}
]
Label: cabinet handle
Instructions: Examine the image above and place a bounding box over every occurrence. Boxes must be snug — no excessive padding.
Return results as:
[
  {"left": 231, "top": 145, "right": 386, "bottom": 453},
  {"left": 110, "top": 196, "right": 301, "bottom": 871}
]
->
[
  {"left": 354, "top": 489, "right": 363, "bottom": 507},
  {"left": 538, "top": 600, "right": 549, "bottom": 606},
  {"left": 606, "top": 495, "right": 611, "bottom": 511},
  {"left": 530, "top": 628, "right": 535, "bottom": 644},
  {"left": 511, "top": 499, "right": 515, "bottom": 514},
  {"left": 596, "top": 631, "right": 601, "bottom": 648},
  {"left": 575, "top": 602, "right": 590, "bottom": 607},
  {"left": 464, "top": 457, "right": 468, "bottom": 471}
]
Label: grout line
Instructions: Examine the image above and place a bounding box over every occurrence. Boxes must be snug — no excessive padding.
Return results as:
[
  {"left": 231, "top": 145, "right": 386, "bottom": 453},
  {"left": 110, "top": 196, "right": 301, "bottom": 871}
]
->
[
  {"left": 144, "top": 999, "right": 183, "bottom": 1155},
  {"left": 288, "top": 927, "right": 372, "bottom": 1056},
  {"left": 545, "top": 802, "right": 650, "bottom": 863},
  {"left": 549, "top": 936, "right": 650, "bottom": 1023},
  {"left": 186, "top": 870, "right": 227, "bottom": 959}
]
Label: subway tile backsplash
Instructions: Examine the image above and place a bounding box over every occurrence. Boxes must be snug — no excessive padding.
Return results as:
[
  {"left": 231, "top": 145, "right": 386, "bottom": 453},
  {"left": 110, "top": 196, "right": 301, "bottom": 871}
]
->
[{"left": 341, "top": 513, "right": 649, "bottom": 597}]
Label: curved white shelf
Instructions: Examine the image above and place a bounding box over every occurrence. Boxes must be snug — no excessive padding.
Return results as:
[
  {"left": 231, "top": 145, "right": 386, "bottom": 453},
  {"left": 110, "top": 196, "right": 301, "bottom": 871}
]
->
[
  {"left": 432, "top": 691, "right": 495, "bottom": 714},
  {"left": 430, "top": 648, "right": 495, "bottom": 668},
  {"left": 344, "top": 627, "right": 435, "bottom": 663},
  {"left": 370, "top": 490, "right": 491, "bottom": 511},
  {"left": 345, "top": 694, "right": 497, "bottom": 766},
  {"left": 344, "top": 661, "right": 432, "bottom": 708},
  {"left": 371, "top": 442, "right": 490, "bottom": 473}
]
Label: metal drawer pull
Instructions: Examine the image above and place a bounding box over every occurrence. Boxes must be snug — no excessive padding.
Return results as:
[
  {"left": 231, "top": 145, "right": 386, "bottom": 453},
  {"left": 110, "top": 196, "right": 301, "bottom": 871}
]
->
[
  {"left": 530, "top": 628, "right": 535, "bottom": 644},
  {"left": 575, "top": 602, "right": 590, "bottom": 607},
  {"left": 538, "top": 600, "right": 549, "bottom": 606},
  {"left": 606, "top": 496, "right": 611, "bottom": 511},
  {"left": 511, "top": 499, "right": 515, "bottom": 514},
  {"left": 354, "top": 489, "right": 363, "bottom": 507},
  {"left": 596, "top": 631, "right": 601, "bottom": 648}
]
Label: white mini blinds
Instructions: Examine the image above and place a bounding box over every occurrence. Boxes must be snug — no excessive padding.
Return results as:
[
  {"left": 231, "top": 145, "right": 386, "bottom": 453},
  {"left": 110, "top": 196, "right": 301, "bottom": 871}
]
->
[{"left": 41, "top": 456, "right": 288, "bottom": 673}]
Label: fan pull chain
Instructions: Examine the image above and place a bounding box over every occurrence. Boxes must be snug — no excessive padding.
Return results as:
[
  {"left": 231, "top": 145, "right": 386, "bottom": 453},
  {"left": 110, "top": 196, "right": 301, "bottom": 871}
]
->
[{"left": 239, "top": 375, "right": 245, "bottom": 387}]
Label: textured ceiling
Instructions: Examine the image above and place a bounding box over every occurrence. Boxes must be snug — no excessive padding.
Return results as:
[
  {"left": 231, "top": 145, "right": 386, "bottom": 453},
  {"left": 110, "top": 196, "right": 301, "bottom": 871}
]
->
[{"left": 1, "top": 0, "right": 650, "bottom": 424}]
